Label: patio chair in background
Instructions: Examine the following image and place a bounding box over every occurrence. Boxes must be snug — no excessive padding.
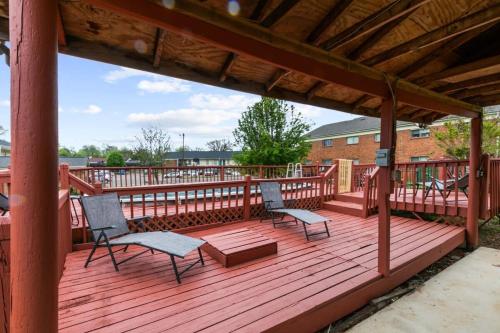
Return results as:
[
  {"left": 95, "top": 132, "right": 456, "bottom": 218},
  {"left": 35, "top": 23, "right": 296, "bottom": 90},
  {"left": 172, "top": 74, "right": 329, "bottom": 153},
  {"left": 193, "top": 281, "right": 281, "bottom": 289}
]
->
[
  {"left": 260, "top": 182, "right": 331, "bottom": 241},
  {"left": 424, "top": 174, "right": 469, "bottom": 200},
  {"left": 0, "top": 193, "right": 9, "bottom": 216},
  {"left": 81, "top": 193, "right": 205, "bottom": 283}
]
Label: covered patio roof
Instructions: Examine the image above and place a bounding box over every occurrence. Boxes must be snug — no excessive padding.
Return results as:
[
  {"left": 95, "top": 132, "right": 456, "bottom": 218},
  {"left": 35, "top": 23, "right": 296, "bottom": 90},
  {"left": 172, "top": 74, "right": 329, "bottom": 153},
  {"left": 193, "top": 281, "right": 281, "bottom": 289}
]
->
[{"left": 1, "top": 0, "right": 499, "bottom": 121}]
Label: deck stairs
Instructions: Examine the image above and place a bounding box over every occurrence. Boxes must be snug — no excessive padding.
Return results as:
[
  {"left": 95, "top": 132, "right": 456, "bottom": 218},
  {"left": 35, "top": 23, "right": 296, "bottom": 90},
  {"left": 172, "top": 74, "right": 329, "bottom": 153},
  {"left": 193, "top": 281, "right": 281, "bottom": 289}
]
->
[{"left": 324, "top": 192, "right": 375, "bottom": 217}]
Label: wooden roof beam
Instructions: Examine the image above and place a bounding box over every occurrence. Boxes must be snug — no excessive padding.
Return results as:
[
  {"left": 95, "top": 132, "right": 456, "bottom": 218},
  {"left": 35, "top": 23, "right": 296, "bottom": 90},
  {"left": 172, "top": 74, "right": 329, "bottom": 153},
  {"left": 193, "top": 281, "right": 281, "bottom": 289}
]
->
[
  {"left": 306, "top": 0, "right": 353, "bottom": 45},
  {"left": 414, "top": 54, "right": 500, "bottom": 86},
  {"left": 152, "top": 28, "right": 166, "bottom": 68},
  {"left": 451, "top": 82, "right": 500, "bottom": 100},
  {"left": 266, "top": 69, "right": 289, "bottom": 92},
  {"left": 363, "top": 5, "right": 500, "bottom": 67},
  {"left": 57, "top": 5, "right": 67, "bottom": 47},
  {"left": 347, "top": 9, "right": 415, "bottom": 61},
  {"left": 435, "top": 73, "right": 500, "bottom": 94},
  {"left": 260, "top": 0, "right": 300, "bottom": 28},
  {"left": 218, "top": 0, "right": 269, "bottom": 82},
  {"left": 320, "top": 0, "right": 429, "bottom": 51},
  {"left": 85, "top": 0, "right": 482, "bottom": 118}
]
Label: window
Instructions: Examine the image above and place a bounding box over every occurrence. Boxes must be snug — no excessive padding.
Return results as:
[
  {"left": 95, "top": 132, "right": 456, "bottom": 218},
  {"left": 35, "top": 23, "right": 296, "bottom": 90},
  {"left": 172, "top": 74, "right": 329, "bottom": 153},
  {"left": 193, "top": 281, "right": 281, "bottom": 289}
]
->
[
  {"left": 346, "top": 136, "right": 359, "bottom": 145},
  {"left": 322, "top": 139, "right": 333, "bottom": 147},
  {"left": 411, "top": 128, "right": 430, "bottom": 138},
  {"left": 352, "top": 159, "right": 360, "bottom": 165},
  {"left": 374, "top": 133, "right": 380, "bottom": 142},
  {"left": 410, "top": 156, "right": 429, "bottom": 162},
  {"left": 322, "top": 159, "right": 333, "bottom": 165},
  {"left": 304, "top": 160, "right": 312, "bottom": 165}
]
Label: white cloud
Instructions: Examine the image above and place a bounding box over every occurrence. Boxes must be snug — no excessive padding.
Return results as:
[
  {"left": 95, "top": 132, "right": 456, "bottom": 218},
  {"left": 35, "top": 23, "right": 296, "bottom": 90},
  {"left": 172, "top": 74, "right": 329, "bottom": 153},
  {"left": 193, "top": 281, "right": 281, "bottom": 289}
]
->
[
  {"left": 189, "top": 93, "right": 258, "bottom": 110},
  {"left": 103, "top": 67, "right": 160, "bottom": 83},
  {"left": 137, "top": 79, "right": 191, "bottom": 94},
  {"left": 128, "top": 108, "right": 239, "bottom": 126},
  {"left": 82, "top": 104, "right": 102, "bottom": 114},
  {"left": 291, "top": 103, "right": 323, "bottom": 118},
  {"left": 0, "top": 100, "right": 10, "bottom": 108}
]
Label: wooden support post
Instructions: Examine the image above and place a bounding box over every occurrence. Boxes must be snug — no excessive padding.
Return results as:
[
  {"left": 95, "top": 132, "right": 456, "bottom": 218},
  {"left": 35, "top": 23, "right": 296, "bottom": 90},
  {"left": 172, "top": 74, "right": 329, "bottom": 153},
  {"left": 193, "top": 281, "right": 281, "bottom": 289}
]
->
[
  {"left": 259, "top": 166, "right": 264, "bottom": 179},
  {"left": 243, "top": 175, "right": 251, "bottom": 220},
  {"left": 220, "top": 166, "right": 225, "bottom": 181},
  {"left": 94, "top": 182, "right": 104, "bottom": 195},
  {"left": 147, "top": 167, "right": 153, "bottom": 184},
  {"left": 60, "top": 163, "right": 70, "bottom": 190},
  {"left": 467, "top": 116, "right": 482, "bottom": 248},
  {"left": 479, "top": 154, "right": 490, "bottom": 219},
  {"left": 377, "top": 99, "right": 397, "bottom": 277},
  {"left": 9, "top": 0, "right": 59, "bottom": 331}
]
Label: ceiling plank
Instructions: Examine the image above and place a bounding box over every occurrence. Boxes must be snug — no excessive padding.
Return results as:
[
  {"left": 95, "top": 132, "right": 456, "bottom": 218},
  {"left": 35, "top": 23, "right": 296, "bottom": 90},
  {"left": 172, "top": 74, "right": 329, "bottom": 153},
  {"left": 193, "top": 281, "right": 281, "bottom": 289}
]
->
[
  {"left": 249, "top": 0, "right": 269, "bottom": 21},
  {"left": 467, "top": 93, "right": 500, "bottom": 106},
  {"left": 363, "top": 5, "right": 500, "bottom": 67},
  {"left": 434, "top": 73, "right": 500, "bottom": 94},
  {"left": 85, "top": 0, "right": 482, "bottom": 118},
  {"left": 306, "top": 0, "right": 353, "bottom": 45},
  {"left": 306, "top": 81, "right": 328, "bottom": 100},
  {"left": 152, "top": 28, "right": 166, "bottom": 68},
  {"left": 320, "top": 0, "right": 429, "bottom": 51},
  {"left": 0, "top": 17, "right": 8, "bottom": 41},
  {"left": 260, "top": 0, "right": 300, "bottom": 28}
]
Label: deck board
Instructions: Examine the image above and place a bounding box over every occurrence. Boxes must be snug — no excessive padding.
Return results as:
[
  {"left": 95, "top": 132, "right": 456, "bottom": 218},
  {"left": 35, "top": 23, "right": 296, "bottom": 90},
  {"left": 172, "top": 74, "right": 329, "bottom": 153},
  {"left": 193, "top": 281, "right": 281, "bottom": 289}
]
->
[{"left": 58, "top": 210, "right": 465, "bottom": 332}]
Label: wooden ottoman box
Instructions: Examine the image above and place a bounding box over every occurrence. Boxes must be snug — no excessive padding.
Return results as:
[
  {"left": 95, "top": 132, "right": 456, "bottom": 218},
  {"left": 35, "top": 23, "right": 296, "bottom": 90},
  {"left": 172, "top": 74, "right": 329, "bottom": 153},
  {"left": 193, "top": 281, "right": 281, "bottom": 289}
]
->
[{"left": 201, "top": 228, "right": 277, "bottom": 267}]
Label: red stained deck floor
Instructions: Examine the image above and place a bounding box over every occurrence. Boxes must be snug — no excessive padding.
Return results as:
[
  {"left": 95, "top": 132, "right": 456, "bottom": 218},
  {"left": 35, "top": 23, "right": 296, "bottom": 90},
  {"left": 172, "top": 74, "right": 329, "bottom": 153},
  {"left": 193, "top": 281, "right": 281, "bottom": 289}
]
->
[{"left": 58, "top": 211, "right": 465, "bottom": 332}]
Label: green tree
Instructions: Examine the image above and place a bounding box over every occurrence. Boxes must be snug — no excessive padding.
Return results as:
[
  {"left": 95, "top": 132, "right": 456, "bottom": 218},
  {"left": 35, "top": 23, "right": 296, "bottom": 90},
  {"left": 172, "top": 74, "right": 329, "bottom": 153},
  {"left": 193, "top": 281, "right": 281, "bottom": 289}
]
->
[
  {"left": 233, "top": 97, "right": 311, "bottom": 165},
  {"left": 59, "top": 147, "right": 78, "bottom": 157},
  {"left": 106, "top": 151, "right": 125, "bottom": 167},
  {"left": 133, "top": 127, "right": 170, "bottom": 166},
  {"left": 206, "top": 139, "right": 233, "bottom": 151},
  {"left": 434, "top": 114, "right": 500, "bottom": 160},
  {"left": 78, "top": 145, "right": 103, "bottom": 158}
]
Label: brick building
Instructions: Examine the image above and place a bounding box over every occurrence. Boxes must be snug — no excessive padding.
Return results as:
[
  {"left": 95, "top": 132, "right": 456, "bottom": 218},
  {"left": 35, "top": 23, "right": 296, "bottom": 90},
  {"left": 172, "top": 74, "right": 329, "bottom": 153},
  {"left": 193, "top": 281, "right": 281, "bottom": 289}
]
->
[{"left": 306, "top": 116, "right": 451, "bottom": 165}]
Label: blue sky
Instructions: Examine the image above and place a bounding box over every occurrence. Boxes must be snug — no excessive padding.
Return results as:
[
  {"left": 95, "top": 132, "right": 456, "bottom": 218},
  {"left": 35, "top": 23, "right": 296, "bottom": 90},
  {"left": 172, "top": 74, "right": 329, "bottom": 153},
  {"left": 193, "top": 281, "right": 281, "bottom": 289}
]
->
[{"left": 0, "top": 53, "right": 356, "bottom": 150}]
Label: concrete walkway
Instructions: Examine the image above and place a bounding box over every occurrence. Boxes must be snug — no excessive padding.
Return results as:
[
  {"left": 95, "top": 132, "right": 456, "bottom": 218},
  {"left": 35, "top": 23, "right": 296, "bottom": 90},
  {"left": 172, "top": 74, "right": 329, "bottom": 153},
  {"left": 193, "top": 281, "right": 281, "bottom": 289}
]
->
[{"left": 349, "top": 247, "right": 500, "bottom": 333}]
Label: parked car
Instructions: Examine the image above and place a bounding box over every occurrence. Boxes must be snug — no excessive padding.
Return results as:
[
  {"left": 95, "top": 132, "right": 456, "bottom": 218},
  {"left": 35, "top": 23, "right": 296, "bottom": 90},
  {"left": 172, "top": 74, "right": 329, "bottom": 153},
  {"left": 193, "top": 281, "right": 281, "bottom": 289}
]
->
[{"left": 164, "top": 171, "right": 181, "bottom": 178}]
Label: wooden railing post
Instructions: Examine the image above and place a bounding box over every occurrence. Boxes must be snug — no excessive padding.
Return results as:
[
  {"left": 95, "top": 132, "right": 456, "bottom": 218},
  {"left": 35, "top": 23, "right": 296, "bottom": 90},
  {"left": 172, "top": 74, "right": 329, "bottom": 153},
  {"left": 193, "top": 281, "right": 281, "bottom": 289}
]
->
[
  {"left": 243, "top": 175, "right": 251, "bottom": 220},
  {"left": 259, "top": 166, "right": 264, "bottom": 179},
  {"left": 319, "top": 173, "right": 325, "bottom": 208},
  {"left": 60, "top": 163, "right": 70, "bottom": 190},
  {"left": 333, "top": 160, "right": 339, "bottom": 195},
  {"left": 147, "top": 167, "right": 153, "bottom": 184},
  {"left": 220, "top": 166, "right": 225, "bottom": 181},
  {"left": 94, "top": 182, "right": 103, "bottom": 194}
]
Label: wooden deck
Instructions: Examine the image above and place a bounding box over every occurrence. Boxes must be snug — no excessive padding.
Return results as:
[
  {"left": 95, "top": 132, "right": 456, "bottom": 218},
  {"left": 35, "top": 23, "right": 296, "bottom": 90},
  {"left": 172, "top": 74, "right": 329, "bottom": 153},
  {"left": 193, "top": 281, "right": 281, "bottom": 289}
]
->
[{"left": 58, "top": 210, "right": 465, "bottom": 333}]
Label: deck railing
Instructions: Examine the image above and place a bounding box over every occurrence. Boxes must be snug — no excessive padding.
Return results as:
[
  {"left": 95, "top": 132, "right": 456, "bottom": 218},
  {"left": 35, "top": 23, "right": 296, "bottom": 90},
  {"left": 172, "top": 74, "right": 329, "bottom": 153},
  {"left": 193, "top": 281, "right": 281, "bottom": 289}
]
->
[
  {"left": 69, "top": 164, "right": 327, "bottom": 189},
  {"left": 362, "top": 167, "right": 379, "bottom": 218},
  {"left": 490, "top": 158, "right": 500, "bottom": 218}
]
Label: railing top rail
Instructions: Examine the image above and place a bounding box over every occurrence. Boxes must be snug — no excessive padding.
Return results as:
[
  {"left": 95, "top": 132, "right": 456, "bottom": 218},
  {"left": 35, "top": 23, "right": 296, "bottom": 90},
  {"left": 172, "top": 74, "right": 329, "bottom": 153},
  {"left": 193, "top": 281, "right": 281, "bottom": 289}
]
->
[
  {"left": 68, "top": 164, "right": 330, "bottom": 170},
  {"left": 369, "top": 166, "right": 380, "bottom": 178}
]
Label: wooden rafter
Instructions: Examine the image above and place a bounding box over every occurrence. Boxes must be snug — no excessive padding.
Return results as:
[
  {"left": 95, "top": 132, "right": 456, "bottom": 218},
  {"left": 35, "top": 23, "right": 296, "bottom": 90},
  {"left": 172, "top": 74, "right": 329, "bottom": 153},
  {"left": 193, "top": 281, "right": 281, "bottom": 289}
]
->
[
  {"left": 266, "top": 69, "right": 289, "bottom": 92},
  {"left": 451, "top": 82, "right": 500, "bottom": 100},
  {"left": 218, "top": 0, "right": 269, "bottom": 82},
  {"left": 85, "top": 0, "right": 481, "bottom": 118},
  {"left": 306, "top": 81, "right": 328, "bottom": 100},
  {"left": 363, "top": 5, "right": 500, "bottom": 67},
  {"left": 152, "top": 28, "right": 166, "bottom": 68},
  {"left": 268, "top": 0, "right": 353, "bottom": 92},
  {"left": 0, "top": 17, "right": 8, "bottom": 41},
  {"left": 306, "top": 0, "right": 353, "bottom": 45},
  {"left": 57, "top": 5, "right": 67, "bottom": 46},
  {"left": 467, "top": 92, "right": 500, "bottom": 106},
  {"left": 347, "top": 9, "right": 416, "bottom": 61},
  {"left": 415, "top": 54, "right": 500, "bottom": 86},
  {"left": 260, "top": 0, "right": 300, "bottom": 28},
  {"left": 435, "top": 73, "right": 500, "bottom": 94},
  {"left": 320, "top": 0, "right": 429, "bottom": 51}
]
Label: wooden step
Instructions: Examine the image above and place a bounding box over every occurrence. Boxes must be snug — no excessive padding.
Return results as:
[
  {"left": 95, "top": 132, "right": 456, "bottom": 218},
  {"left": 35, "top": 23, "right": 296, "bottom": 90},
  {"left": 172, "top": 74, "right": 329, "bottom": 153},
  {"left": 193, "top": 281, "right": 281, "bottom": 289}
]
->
[
  {"left": 333, "top": 193, "right": 364, "bottom": 204},
  {"left": 323, "top": 200, "right": 364, "bottom": 217}
]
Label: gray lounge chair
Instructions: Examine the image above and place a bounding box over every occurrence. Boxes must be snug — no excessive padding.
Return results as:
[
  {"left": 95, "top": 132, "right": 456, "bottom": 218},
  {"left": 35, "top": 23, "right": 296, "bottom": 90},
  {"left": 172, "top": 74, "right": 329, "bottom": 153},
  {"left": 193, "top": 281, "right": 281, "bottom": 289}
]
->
[
  {"left": 260, "top": 182, "right": 331, "bottom": 241},
  {"left": 81, "top": 193, "right": 205, "bottom": 283},
  {"left": 0, "top": 193, "right": 8, "bottom": 216},
  {"left": 424, "top": 174, "right": 469, "bottom": 199}
]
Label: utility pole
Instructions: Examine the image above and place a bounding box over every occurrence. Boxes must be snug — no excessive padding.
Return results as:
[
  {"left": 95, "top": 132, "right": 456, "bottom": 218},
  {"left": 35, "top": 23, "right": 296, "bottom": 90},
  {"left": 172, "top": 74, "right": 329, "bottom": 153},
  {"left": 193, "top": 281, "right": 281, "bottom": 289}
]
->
[{"left": 180, "top": 133, "right": 185, "bottom": 166}]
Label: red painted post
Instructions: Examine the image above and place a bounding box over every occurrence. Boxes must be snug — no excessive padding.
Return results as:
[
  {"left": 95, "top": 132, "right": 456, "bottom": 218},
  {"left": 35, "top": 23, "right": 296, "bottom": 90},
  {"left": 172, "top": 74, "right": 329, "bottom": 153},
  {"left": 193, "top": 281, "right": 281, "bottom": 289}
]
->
[
  {"left": 479, "top": 154, "right": 490, "bottom": 219},
  {"left": 258, "top": 166, "right": 264, "bottom": 179},
  {"left": 60, "top": 163, "right": 70, "bottom": 190},
  {"left": 94, "top": 182, "right": 104, "bottom": 194},
  {"left": 220, "top": 166, "right": 225, "bottom": 181},
  {"left": 319, "top": 173, "right": 325, "bottom": 208},
  {"left": 467, "top": 116, "right": 482, "bottom": 248},
  {"left": 9, "top": 0, "right": 59, "bottom": 331},
  {"left": 243, "top": 175, "right": 251, "bottom": 220},
  {"left": 377, "top": 99, "right": 396, "bottom": 277},
  {"left": 147, "top": 167, "right": 153, "bottom": 184}
]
